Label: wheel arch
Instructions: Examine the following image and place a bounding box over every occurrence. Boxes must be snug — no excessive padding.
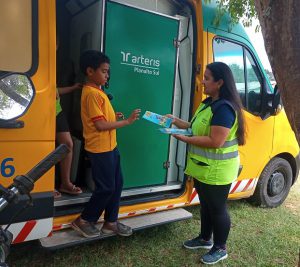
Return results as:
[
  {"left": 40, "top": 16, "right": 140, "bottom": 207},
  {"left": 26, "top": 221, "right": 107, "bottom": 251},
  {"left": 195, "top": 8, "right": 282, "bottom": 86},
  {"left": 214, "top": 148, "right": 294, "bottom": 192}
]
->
[{"left": 274, "top": 152, "right": 300, "bottom": 185}]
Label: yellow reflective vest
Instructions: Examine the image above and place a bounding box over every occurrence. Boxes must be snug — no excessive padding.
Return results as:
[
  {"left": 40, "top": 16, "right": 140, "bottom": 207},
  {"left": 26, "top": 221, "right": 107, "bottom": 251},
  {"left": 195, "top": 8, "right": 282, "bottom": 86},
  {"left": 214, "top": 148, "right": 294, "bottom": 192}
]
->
[{"left": 185, "top": 99, "right": 239, "bottom": 185}]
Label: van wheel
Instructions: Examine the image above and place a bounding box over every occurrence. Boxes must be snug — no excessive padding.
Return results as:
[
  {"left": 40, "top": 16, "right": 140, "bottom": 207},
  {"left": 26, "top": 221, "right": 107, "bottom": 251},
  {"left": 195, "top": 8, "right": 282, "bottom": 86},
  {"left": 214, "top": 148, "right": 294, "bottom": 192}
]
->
[{"left": 249, "top": 157, "right": 292, "bottom": 208}]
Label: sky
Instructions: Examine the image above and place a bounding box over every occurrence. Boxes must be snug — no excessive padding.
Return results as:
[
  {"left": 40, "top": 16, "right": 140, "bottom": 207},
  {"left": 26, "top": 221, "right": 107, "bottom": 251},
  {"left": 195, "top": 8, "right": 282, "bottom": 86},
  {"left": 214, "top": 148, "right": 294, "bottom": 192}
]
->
[{"left": 244, "top": 20, "right": 272, "bottom": 72}]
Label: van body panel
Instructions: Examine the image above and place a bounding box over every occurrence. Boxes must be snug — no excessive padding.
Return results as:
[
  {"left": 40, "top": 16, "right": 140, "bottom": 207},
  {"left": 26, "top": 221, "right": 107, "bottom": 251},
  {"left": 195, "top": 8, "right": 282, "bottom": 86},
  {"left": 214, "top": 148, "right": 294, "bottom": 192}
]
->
[
  {"left": 0, "top": 0, "right": 299, "bottom": 246},
  {"left": 0, "top": 142, "right": 54, "bottom": 191},
  {"left": 272, "top": 110, "right": 299, "bottom": 158}
]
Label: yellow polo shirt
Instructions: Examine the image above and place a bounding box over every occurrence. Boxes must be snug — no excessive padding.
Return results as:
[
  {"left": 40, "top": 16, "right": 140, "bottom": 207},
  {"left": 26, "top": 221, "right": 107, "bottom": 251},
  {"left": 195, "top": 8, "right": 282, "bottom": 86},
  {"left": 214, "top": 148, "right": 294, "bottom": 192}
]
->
[{"left": 81, "top": 84, "right": 117, "bottom": 153}]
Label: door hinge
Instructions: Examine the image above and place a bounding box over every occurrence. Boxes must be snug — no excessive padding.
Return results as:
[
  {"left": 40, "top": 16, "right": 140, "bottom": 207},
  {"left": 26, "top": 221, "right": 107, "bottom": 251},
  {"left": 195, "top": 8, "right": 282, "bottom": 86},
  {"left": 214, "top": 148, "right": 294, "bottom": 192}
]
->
[
  {"left": 163, "top": 161, "right": 170, "bottom": 169},
  {"left": 173, "top": 38, "right": 181, "bottom": 48}
]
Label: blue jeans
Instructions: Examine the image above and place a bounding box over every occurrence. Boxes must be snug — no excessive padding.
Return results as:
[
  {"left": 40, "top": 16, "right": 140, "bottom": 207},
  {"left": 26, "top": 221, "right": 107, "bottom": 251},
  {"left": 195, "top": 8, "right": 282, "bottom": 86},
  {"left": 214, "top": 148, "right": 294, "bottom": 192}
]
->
[{"left": 81, "top": 148, "right": 123, "bottom": 223}]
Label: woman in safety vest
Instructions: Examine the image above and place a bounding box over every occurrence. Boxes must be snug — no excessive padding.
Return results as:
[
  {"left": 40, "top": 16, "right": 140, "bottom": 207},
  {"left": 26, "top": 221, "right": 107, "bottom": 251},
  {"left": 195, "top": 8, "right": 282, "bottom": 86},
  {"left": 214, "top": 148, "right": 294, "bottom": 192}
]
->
[{"left": 169, "top": 62, "right": 245, "bottom": 265}]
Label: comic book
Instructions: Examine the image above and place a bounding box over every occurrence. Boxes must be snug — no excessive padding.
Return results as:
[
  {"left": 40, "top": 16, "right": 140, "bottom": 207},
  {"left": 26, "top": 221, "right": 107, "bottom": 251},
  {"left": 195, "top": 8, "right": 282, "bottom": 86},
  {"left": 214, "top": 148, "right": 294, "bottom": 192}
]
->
[{"left": 142, "top": 111, "right": 172, "bottom": 128}]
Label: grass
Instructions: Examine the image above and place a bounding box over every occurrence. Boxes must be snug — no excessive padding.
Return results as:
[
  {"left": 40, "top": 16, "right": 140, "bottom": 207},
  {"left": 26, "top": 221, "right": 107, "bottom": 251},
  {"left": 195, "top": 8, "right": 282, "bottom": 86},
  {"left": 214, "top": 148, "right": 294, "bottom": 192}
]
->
[{"left": 7, "top": 179, "right": 300, "bottom": 267}]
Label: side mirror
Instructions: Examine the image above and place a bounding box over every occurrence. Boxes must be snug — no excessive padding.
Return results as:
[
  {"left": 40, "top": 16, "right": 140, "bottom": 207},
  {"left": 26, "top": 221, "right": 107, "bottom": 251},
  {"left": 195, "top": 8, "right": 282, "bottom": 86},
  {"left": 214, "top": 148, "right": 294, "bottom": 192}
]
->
[
  {"left": 0, "top": 73, "right": 35, "bottom": 127},
  {"left": 272, "top": 84, "right": 282, "bottom": 115},
  {"left": 260, "top": 80, "right": 280, "bottom": 120}
]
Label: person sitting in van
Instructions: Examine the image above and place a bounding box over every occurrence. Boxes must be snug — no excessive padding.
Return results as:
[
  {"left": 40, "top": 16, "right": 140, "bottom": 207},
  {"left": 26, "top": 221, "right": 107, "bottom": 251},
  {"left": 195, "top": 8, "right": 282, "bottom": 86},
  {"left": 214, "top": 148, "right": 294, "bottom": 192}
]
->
[
  {"left": 55, "top": 84, "right": 83, "bottom": 198},
  {"left": 71, "top": 50, "right": 140, "bottom": 238}
]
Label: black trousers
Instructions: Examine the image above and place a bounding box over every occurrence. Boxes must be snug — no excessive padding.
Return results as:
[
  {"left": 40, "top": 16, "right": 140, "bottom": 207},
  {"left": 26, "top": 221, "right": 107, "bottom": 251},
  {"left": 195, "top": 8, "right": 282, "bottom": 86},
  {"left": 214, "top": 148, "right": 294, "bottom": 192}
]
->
[
  {"left": 81, "top": 148, "right": 123, "bottom": 223},
  {"left": 194, "top": 179, "right": 231, "bottom": 248}
]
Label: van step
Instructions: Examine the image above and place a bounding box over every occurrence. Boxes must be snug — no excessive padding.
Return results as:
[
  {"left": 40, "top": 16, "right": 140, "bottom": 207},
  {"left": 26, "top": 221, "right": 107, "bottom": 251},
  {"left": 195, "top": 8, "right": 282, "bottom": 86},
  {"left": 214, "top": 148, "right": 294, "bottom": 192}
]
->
[
  {"left": 54, "top": 182, "right": 183, "bottom": 207},
  {"left": 40, "top": 208, "right": 192, "bottom": 250}
]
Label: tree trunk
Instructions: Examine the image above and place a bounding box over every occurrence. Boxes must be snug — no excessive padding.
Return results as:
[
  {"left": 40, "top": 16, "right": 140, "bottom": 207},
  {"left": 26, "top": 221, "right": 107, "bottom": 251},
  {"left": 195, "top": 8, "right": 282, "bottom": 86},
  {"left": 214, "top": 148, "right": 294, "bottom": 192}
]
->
[{"left": 254, "top": 0, "right": 300, "bottom": 144}]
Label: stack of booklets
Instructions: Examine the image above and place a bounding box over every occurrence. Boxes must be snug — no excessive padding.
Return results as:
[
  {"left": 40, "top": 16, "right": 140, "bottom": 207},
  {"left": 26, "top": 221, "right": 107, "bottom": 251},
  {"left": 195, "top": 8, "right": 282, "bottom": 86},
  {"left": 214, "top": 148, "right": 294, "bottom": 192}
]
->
[
  {"left": 158, "top": 128, "right": 192, "bottom": 136},
  {"left": 142, "top": 111, "right": 192, "bottom": 136}
]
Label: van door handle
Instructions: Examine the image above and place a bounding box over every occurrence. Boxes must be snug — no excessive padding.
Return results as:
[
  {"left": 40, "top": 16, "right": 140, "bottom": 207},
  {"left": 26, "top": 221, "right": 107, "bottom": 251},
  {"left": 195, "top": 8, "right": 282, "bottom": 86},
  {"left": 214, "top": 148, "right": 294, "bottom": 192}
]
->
[
  {"left": 0, "top": 120, "right": 24, "bottom": 129},
  {"left": 238, "top": 165, "right": 243, "bottom": 176}
]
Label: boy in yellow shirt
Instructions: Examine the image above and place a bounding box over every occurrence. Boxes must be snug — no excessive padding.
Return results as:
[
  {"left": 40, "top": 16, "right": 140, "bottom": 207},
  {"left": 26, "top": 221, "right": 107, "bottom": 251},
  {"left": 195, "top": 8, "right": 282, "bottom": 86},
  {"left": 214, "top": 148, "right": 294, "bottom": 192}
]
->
[{"left": 71, "top": 50, "right": 140, "bottom": 238}]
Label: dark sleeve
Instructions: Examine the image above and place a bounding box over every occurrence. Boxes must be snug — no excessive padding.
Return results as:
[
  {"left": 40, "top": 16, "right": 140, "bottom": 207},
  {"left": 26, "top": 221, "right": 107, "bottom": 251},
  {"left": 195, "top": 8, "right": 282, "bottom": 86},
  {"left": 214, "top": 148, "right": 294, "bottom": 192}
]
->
[{"left": 211, "top": 104, "right": 236, "bottom": 128}]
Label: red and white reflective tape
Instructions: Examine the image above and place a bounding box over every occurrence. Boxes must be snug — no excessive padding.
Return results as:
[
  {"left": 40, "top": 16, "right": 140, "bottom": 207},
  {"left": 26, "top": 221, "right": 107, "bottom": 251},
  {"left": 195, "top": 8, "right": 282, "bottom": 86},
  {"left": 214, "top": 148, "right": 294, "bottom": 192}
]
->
[
  {"left": 52, "top": 204, "right": 189, "bottom": 231},
  {"left": 189, "top": 178, "right": 258, "bottom": 204},
  {"left": 118, "top": 203, "right": 186, "bottom": 218},
  {"left": 53, "top": 179, "right": 259, "bottom": 230},
  {"left": 4, "top": 218, "right": 53, "bottom": 244},
  {"left": 229, "top": 178, "right": 258, "bottom": 194},
  {"left": 189, "top": 190, "right": 200, "bottom": 204}
]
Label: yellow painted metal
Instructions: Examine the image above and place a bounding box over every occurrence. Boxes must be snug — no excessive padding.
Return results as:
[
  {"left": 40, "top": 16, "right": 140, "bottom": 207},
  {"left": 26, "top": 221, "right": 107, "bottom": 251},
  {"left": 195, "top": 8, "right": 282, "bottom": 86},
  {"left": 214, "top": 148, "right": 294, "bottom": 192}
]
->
[
  {"left": 190, "top": 0, "right": 205, "bottom": 113},
  {"left": 0, "top": 142, "right": 55, "bottom": 191},
  {"left": 228, "top": 190, "right": 256, "bottom": 200},
  {"left": 53, "top": 178, "right": 195, "bottom": 228},
  {"left": 0, "top": 0, "right": 56, "bottom": 193},
  {"left": 272, "top": 109, "right": 299, "bottom": 158},
  {"left": 1, "top": 0, "right": 299, "bottom": 237}
]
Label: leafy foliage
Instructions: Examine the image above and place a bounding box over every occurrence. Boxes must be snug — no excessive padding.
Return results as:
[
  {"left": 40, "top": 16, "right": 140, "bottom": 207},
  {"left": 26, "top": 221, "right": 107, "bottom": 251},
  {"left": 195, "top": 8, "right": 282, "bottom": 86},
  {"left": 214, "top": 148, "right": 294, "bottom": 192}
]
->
[
  {"left": 204, "top": 0, "right": 258, "bottom": 28},
  {"left": 0, "top": 74, "right": 33, "bottom": 119}
]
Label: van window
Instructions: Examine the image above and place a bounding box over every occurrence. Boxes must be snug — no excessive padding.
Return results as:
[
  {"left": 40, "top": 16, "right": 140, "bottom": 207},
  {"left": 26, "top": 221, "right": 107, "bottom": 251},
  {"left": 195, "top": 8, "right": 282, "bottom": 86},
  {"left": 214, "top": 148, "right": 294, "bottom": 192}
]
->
[
  {"left": 0, "top": 0, "right": 32, "bottom": 72},
  {"left": 245, "top": 50, "right": 262, "bottom": 114},
  {"left": 213, "top": 38, "right": 263, "bottom": 115}
]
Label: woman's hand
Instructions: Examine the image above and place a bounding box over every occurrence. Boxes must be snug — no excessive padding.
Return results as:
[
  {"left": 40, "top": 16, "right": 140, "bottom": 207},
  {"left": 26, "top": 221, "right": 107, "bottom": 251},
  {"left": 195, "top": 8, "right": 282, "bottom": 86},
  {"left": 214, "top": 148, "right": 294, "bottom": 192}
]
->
[
  {"left": 172, "top": 126, "right": 230, "bottom": 148},
  {"left": 165, "top": 114, "right": 176, "bottom": 125},
  {"left": 172, "top": 134, "right": 190, "bottom": 143},
  {"left": 72, "top": 83, "right": 82, "bottom": 90},
  {"left": 165, "top": 114, "right": 191, "bottom": 129},
  {"left": 57, "top": 83, "right": 82, "bottom": 95}
]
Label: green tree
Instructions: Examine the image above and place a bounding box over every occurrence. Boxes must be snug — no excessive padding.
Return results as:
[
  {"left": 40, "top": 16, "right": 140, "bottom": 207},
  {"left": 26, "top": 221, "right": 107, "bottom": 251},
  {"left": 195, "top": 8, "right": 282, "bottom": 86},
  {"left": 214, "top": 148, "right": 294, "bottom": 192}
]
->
[
  {"left": 228, "top": 63, "right": 244, "bottom": 83},
  {"left": 205, "top": 0, "right": 300, "bottom": 143},
  {"left": 0, "top": 74, "right": 32, "bottom": 118},
  {"left": 265, "top": 69, "right": 275, "bottom": 82}
]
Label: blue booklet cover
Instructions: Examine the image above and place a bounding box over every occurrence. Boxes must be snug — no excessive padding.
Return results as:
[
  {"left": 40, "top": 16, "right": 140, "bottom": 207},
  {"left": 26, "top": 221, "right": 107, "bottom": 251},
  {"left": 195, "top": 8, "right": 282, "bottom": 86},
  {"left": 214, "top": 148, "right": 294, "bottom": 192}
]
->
[
  {"left": 142, "top": 111, "right": 172, "bottom": 128},
  {"left": 159, "top": 128, "right": 193, "bottom": 136}
]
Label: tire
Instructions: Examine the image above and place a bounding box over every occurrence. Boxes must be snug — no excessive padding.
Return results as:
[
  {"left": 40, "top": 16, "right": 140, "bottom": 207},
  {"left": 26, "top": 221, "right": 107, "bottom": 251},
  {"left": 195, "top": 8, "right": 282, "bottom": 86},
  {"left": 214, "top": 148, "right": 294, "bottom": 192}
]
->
[{"left": 249, "top": 157, "right": 293, "bottom": 208}]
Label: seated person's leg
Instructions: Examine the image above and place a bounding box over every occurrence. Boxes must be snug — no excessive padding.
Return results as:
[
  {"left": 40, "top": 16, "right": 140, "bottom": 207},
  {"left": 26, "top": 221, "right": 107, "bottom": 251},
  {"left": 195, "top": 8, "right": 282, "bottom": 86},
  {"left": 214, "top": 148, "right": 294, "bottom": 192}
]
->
[{"left": 56, "top": 112, "right": 82, "bottom": 195}]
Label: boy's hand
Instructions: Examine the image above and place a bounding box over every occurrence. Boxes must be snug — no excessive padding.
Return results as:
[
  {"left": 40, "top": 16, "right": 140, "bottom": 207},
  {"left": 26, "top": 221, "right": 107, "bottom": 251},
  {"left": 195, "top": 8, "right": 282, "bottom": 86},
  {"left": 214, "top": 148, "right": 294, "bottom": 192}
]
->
[
  {"left": 116, "top": 112, "right": 125, "bottom": 120},
  {"left": 127, "top": 109, "right": 141, "bottom": 124}
]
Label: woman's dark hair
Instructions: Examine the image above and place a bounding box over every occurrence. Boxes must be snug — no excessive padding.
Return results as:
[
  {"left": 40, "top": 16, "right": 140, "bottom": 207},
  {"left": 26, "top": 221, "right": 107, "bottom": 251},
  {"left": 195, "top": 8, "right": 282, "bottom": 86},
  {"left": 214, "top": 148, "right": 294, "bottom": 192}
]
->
[
  {"left": 80, "top": 50, "right": 110, "bottom": 75},
  {"left": 206, "top": 61, "right": 246, "bottom": 145}
]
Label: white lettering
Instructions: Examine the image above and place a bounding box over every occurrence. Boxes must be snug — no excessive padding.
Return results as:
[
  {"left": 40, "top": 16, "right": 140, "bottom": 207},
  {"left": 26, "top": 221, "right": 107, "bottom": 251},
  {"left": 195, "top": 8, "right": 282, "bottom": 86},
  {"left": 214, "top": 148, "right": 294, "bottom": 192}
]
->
[
  {"left": 132, "top": 56, "right": 137, "bottom": 64},
  {"left": 121, "top": 51, "right": 131, "bottom": 62},
  {"left": 121, "top": 51, "right": 160, "bottom": 68}
]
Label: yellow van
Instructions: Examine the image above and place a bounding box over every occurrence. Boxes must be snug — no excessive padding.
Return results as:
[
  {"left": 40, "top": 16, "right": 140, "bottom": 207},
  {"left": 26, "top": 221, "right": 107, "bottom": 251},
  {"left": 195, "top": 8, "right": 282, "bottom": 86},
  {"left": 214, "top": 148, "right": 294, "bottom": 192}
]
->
[{"left": 0, "top": 0, "right": 298, "bottom": 250}]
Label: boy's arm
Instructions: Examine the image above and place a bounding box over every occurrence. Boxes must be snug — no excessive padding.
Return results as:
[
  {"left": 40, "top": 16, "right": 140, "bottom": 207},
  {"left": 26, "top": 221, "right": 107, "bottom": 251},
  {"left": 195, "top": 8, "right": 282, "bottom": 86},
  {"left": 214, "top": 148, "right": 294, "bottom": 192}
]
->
[{"left": 94, "top": 109, "right": 140, "bottom": 131}]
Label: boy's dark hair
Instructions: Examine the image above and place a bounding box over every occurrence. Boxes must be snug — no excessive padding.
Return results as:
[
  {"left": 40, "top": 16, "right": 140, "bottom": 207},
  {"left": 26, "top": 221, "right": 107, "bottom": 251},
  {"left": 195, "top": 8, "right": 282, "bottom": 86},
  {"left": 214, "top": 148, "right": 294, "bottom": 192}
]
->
[{"left": 80, "top": 50, "right": 110, "bottom": 75}]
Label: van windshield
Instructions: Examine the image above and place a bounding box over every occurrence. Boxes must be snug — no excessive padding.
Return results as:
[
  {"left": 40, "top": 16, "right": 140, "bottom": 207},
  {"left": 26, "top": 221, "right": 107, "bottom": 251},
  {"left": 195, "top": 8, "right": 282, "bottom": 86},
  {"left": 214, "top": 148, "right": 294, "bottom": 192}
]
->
[{"left": 0, "top": 0, "right": 33, "bottom": 73}]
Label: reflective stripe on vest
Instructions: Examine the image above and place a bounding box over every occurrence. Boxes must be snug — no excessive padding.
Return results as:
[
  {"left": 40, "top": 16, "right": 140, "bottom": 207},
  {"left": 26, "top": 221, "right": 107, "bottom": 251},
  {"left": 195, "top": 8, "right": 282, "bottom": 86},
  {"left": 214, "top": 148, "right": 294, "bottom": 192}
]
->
[
  {"left": 221, "top": 138, "right": 238, "bottom": 148},
  {"left": 189, "top": 145, "right": 238, "bottom": 160},
  {"left": 189, "top": 138, "right": 238, "bottom": 160}
]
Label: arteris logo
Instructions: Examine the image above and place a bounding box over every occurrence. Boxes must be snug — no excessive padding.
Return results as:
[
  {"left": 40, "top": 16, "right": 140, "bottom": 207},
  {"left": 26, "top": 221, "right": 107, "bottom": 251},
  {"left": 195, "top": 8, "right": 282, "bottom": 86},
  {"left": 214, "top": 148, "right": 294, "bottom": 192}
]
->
[{"left": 120, "top": 51, "right": 160, "bottom": 76}]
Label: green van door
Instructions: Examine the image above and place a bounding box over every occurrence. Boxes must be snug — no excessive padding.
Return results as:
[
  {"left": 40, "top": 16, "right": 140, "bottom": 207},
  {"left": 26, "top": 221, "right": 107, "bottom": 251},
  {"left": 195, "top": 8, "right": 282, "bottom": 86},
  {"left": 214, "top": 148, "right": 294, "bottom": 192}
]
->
[{"left": 104, "top": 1, "right": 180, "bottom": 188}]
